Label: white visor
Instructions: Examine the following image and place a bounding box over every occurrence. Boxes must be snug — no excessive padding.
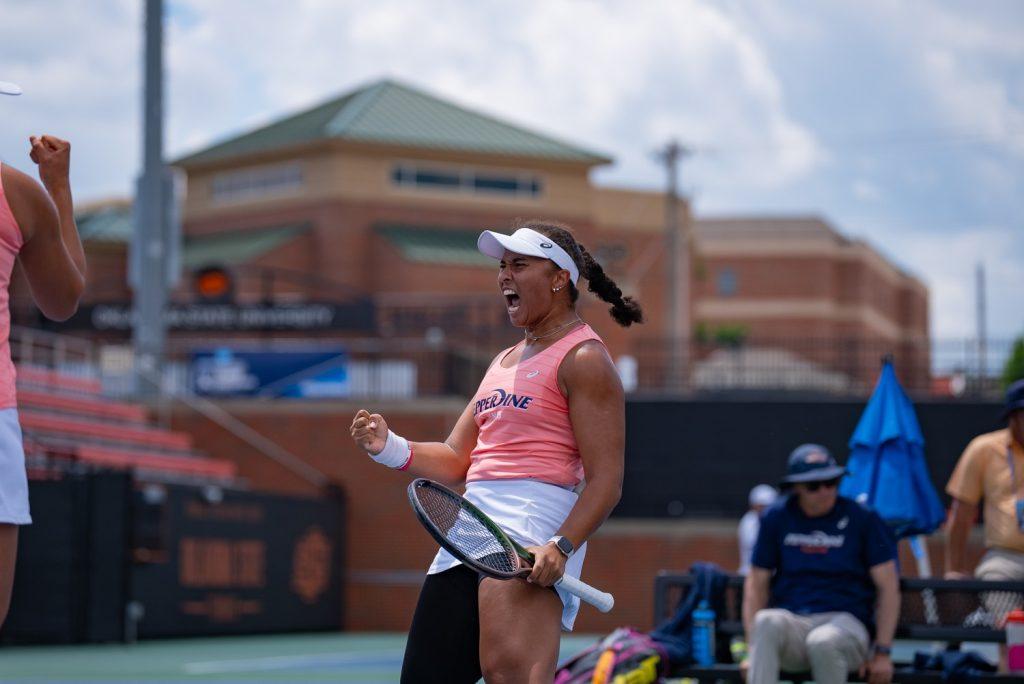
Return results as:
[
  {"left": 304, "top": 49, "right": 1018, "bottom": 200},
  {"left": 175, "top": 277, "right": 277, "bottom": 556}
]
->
[
  {"left": 0, "top": 81, "right": 22, "bottom": 96},
  {"left": 477, "top": 227, "right": 580, "bottom": 284}
]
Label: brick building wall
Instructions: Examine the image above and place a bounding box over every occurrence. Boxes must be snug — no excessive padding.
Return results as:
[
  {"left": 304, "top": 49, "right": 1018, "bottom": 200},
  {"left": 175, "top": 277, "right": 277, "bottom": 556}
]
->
[{"left": 13, "top": 80, "right": 930, "bottom": 395}]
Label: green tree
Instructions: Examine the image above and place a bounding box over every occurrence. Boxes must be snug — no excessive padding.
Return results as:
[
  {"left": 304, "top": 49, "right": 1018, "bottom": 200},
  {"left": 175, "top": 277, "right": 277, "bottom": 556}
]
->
[
  {"left": 1004, "top": 336, "right": 1024, "bottom": 389},
  {"left": 713, "top": 324, "right": 749, "bottom": 348}
]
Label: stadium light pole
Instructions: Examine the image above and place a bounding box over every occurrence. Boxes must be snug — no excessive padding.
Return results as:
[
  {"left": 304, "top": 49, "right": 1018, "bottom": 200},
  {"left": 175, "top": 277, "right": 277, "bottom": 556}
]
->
[
  {"left": 658, "top": 140, "right": 692, "bottom": 392},
  {"left": 131, "top": 0, "right": 178, "bottom": 397}
]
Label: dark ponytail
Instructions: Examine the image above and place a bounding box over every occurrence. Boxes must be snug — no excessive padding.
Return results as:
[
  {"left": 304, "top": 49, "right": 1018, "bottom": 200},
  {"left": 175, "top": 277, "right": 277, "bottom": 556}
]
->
[{"left": 513, "top": 219, "right": 644, "bottom": 327}]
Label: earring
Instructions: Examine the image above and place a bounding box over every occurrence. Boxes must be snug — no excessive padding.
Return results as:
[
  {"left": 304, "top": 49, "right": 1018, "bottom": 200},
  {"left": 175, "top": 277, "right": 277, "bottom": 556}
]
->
[{"left": 552, "top": 286, "right": 563, "bottom": 292}]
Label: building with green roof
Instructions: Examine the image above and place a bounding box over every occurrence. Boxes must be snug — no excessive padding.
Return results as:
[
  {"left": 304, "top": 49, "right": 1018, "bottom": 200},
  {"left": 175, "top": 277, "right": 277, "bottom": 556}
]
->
[
  {"left": 33, "top": 78, "right": 928, "bottom": 389},
  {"left": 175, "top": 78, "right": 611, "bottom": 168}
]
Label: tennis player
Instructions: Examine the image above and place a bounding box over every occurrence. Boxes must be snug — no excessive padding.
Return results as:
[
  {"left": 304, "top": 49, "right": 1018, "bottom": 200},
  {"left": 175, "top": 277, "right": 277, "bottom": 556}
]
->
[
  {"left": 1, "top": 81, "right": 88, "bottom": 628},
  {"left": 351, "top": 219, "right": 642, "bottom": 682}
]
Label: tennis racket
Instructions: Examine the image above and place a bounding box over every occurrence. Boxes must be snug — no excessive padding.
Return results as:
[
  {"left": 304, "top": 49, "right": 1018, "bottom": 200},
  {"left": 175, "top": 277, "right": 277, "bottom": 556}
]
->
[{"left": 407, "top": 478, "right": 614, "bottom": 613}]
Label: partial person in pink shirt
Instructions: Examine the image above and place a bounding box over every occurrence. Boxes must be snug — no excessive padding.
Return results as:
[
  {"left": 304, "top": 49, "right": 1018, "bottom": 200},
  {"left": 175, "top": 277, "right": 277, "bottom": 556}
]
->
[
  {"left": 1, "top": 80, "right": 88, "bottom": 629},
  {"left": 350, "top": 219, "right": 643, "bottom": 683}
]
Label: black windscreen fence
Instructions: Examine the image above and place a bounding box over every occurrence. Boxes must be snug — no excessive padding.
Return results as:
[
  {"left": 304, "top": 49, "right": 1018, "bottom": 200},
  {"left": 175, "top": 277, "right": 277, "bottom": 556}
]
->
[
  {"left": 2, "top": 474, "right": 344, "bottom": 644},
  {"left": 617, "top": 399, "right": 1005, "bottom": 518}
]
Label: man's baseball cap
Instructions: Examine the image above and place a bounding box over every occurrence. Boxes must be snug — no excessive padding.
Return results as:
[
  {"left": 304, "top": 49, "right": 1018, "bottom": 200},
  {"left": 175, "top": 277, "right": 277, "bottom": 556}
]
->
[
  {"left": 477, "top": 227, "right": 580, "bottom": 284},
  {"left": 748, "top": 484, "right": 778, "bottom": 507},
  {"left": 1003, "top": 379, "right": 1024, "bottom": 420},
  {"left": 0, "top": 81, "right": 23, "bottom": 96},
  {"left": 780, "top": 443, "right": 846, "bottom": 484}
]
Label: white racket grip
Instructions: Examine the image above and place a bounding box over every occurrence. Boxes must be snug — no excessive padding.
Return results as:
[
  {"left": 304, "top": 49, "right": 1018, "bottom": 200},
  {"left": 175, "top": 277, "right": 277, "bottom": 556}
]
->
[{"left": 555, "top": 574, "right": 614, "bottom": 613}]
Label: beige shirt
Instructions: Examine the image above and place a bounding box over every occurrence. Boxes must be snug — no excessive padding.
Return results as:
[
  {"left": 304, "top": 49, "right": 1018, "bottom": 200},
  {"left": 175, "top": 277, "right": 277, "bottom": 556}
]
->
[{"left": 946, "top": 428, "right": 1024, "bottom": 552}]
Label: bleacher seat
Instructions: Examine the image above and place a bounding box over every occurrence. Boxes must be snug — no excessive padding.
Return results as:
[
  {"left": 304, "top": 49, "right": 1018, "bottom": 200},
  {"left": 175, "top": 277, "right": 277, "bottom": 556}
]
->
[
  {"left": 19, "top": 410, "right": 193, "bottom": 452},
  {"left": 18, "top": 389, "right": 147, "bottom": 424},
  {"left": 16, "top": 365, "right": 237, "bottom": 484},
  {"left": 16, "top": 365, "right": 103, "bottom": 395}
]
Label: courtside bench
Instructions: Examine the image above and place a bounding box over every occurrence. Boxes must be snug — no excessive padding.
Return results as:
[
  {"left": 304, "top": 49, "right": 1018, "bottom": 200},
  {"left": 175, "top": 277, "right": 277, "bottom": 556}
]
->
[{"left": 653, "top": 572, "right": 1024, "bottom": 682}]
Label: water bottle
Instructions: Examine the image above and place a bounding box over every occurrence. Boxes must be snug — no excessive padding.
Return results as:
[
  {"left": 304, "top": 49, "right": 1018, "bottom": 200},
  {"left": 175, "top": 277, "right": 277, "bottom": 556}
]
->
[
  {"left": 692, "top": 599, "right": 717, "bottom": 665},
  {"left": 1007, "top": 609, "right": 1024, "bottom": 672}
]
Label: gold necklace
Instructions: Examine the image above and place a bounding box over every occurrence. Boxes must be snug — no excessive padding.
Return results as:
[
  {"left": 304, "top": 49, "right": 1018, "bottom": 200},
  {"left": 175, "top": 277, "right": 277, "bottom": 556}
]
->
[{"left": 525, "top": 317, "right": 582, "bottom": 342}]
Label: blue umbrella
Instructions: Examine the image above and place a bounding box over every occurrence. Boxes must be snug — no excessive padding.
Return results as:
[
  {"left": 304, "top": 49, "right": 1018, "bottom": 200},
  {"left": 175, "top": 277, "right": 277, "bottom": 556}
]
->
[{"left": 839, "top": 360, "right": 946, "bottom": 539}]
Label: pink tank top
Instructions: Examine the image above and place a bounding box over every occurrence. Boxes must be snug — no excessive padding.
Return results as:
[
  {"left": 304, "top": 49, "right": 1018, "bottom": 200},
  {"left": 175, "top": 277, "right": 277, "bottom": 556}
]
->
[
  {"left": 0, "top": 164, "right": 25, "bottom": 408},
  {"left": 466, "top": 323, "right": 604, "bottom": 487}
]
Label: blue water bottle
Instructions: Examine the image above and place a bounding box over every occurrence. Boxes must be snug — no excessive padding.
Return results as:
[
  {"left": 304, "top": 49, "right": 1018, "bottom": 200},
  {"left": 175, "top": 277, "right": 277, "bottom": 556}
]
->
[{"left": 692, "top": 599, "right": 717, "bottom": 665}]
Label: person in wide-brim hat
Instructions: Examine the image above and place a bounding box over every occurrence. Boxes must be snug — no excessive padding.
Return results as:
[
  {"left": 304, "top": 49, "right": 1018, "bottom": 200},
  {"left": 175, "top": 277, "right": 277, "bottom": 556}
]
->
[{"left": 741, "top": 443, "right": 900, "bottom": 684}]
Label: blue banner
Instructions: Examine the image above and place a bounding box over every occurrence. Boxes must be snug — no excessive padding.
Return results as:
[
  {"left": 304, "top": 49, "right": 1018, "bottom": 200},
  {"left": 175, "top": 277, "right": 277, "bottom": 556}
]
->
[{"left": 191, "top": 348, "right": 348, "bottom": 398}]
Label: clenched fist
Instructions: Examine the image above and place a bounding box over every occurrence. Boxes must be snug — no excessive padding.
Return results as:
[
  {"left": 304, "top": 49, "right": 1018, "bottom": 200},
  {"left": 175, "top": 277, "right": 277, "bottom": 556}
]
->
[
  {"left": 350, "top": 409, "right": 388, "bottom": 454},
  {"left": 28, "top": 135, "right": 71, "bottom": 192}
]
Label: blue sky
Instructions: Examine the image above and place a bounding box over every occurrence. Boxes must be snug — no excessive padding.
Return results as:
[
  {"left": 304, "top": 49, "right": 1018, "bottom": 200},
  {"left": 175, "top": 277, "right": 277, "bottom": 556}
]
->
[{"left": 1, "top": 0, "right": 1021, "bottom": 346}]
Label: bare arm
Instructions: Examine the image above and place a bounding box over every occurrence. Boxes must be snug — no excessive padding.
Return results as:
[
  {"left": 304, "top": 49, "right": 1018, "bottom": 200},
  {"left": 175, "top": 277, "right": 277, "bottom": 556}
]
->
[
  {"left": 556, "top": 340, "right": 624, "bottom": 548},
  {"left": 349, "top": 401, "right": 477, "bottom": 486},
  {"left": 861, "top": 560, "right": 899, "bottom": 684},
  {"left": 526, "top": 340, "right": 624, "bottom": 587},
  {"left": 945, "top": 498, "right": 977, "bottom": 578},
  {"left": 743, "top": 567, "right": 771, "bottom": 641},
  {"left": 870, "top": 560, "right": 899, "bottom": 647},
  {"left": 4, "top": 136, "right": 86, "bottom": 321}
]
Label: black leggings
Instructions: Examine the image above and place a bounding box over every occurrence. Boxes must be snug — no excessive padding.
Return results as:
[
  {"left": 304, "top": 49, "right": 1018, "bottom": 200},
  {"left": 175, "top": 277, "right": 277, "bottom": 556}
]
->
[{"left": 401, "top": 565, "right": 482, "bottom": 683}]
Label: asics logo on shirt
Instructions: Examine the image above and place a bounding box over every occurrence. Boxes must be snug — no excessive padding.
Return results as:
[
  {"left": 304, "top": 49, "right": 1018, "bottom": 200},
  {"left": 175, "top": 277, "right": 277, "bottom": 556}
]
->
[
  {"left": 526, "top": 370, "right": 540, "bottom": 378},
  {"left": 474, "top": 388, "right": 534, "bottom": 415},
  {"left": 784, "top": 531, "right": 845, "bottom": 554}
]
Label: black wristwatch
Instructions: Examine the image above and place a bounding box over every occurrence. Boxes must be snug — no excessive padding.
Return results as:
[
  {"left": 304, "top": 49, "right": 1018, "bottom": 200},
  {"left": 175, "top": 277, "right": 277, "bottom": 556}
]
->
[
  {"left": 871, "top": 644, "right": 892, "bottom": 657},
  {"left": 547, "top": 535, "right": 575, "bottom": 558}
]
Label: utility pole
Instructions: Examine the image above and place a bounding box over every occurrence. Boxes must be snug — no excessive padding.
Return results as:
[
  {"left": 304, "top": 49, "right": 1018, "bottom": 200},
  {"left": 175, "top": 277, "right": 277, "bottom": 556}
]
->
[
  {"left": 658, "top": 140, "right": 692, "bottom": 391},
  {"left": 976, "top": 262, "right": 987, "bottom": 388},
  {"left": 131, "top": 0, "right": 178, "bottom": 396}
]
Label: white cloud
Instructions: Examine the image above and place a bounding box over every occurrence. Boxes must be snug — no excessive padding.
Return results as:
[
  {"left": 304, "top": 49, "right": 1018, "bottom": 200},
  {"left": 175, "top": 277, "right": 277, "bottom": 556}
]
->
[
  {"left": 882, "top": 226, "right": 1023, "bottom": 341},
  {"left": 3, "top": 0, "right": 819, "bottom": 197},
  {"left": 165, "top": 0, "right": 820, "bottom": 189},
  {"left": 2, "top": 0, "right": 1020, "bottom": 345},
  {"left": 852, "top": 180, "right": 881, "bottom": 201}
]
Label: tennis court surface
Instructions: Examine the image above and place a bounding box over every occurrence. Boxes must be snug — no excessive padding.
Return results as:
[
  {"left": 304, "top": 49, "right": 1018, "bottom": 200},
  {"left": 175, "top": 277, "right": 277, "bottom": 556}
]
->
[{"left": 0, "top": 632, "right": 599, "bottom": 682}]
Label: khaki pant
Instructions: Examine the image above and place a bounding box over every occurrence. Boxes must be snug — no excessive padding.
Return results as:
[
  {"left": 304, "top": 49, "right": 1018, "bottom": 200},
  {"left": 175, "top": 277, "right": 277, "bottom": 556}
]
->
[
  {"left": 748, "top": 608, "right": 869, "bottom": 684},
  {"left": 975, "top": 547, "right": 1024, "bottom": 626}
]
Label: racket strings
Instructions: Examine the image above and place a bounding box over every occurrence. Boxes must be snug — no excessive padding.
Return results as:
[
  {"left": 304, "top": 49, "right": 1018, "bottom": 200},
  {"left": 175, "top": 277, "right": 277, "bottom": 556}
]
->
[{"left": 415, "top": 486, "right": 519, "bottom": 574}]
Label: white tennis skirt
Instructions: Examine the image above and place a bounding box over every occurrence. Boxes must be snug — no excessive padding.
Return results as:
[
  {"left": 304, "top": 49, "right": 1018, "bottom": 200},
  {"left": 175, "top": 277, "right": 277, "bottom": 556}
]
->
[
  {"left": 0, "top": 408, "right": 30, "bottom": 525},
  {"left": 426, "top": 479, "right": 587, "bottom": 631}
]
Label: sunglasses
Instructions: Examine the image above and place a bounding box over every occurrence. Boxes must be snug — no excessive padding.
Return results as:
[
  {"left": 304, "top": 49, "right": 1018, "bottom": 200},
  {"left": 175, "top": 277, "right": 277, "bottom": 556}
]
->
[{"left": 802, "top": 478, "right": 841, "bottom": 492}]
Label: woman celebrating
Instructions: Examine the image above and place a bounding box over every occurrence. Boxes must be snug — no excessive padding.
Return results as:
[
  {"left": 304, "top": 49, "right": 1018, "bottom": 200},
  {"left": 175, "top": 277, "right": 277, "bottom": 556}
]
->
[
  {"left": 350, "top": 219, "right": 642, "bottom": 683},
  {"left": 0, "top": 88, "right": 88, "bottom": 628}
]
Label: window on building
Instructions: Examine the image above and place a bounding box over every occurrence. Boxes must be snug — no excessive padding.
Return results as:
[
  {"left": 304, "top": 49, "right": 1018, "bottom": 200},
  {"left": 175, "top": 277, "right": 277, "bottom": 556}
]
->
[
  {"left": 212, "top": 163, "right": 303, "bottom": 203},
  {"left": 391, "top": 163, "right": 542, "bottom": 198},
  {"left": 717, "top": 267, "right": 738, "bottom": 297}
]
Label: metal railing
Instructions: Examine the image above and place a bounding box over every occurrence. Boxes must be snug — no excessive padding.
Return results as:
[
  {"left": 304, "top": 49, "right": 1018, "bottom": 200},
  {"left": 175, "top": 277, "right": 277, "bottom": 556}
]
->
[
  {"left": 10, "top": 326, "right": 328, "bottom": 489},
  {"left": 629, "top": 336, "right": 1015, "bottom": 399},
  {"left": 11, "top": 325, "right": 1019, "bottom": 402},
  {"left": 12, "top": 325, "right": 99, "bottom": 377}
]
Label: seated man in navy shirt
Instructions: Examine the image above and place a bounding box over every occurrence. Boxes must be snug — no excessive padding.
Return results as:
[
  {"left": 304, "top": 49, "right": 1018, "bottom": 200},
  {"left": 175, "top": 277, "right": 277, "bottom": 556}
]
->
[{"left": 741, "top": 444, "right": 900, "bottom": 684}]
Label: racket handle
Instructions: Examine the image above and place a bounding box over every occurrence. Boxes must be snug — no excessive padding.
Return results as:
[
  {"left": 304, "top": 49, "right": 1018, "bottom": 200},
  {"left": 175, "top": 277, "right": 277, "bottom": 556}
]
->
[{"left": 555, "top": 574, "right": 615, "bottom": 613}]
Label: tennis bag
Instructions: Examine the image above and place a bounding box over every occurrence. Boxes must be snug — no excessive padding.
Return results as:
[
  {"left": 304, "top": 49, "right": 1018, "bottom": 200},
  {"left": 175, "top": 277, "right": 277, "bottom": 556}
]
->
[{"left": 554, "top": 627, "right": 669, "bottom": 684}]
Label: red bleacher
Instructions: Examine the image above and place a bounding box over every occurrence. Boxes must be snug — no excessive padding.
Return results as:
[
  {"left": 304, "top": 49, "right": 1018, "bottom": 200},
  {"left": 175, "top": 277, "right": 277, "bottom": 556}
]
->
[
  {"left": 18, "top": 389, "right": 147, "bottom": 424},
  {"left": 16, "top": 365, "right": 236, "bottom": 484},
  {"left": 16, "top": 365, "right": 103, "bottom": 395},
  {"left": 74, "top": 445, "right": 236, "bottom": 479}
]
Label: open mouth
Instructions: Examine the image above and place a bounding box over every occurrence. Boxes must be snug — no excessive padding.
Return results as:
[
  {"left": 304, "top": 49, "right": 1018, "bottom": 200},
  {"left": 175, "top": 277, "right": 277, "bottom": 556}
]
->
[{"left": 502, "top": 288, "right": 520, "bottom": 314}]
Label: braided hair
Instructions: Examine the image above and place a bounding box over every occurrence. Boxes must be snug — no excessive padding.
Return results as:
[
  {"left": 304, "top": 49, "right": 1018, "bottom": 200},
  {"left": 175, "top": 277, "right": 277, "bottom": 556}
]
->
[{"left": 513, "top": 219, "right": 644, "bottom": 327}]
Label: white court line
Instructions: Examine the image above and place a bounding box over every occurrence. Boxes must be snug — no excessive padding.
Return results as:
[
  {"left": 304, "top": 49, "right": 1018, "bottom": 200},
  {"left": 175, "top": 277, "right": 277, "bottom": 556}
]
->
[{"left": 182, "top": 650, "right": 400, "bottom": 675}]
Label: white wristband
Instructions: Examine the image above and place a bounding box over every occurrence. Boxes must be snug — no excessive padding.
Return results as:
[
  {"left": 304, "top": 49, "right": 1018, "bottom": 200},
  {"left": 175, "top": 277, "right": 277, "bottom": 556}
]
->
[{"left": 369, "top": 430, "right": 412, "bottom": 469}]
